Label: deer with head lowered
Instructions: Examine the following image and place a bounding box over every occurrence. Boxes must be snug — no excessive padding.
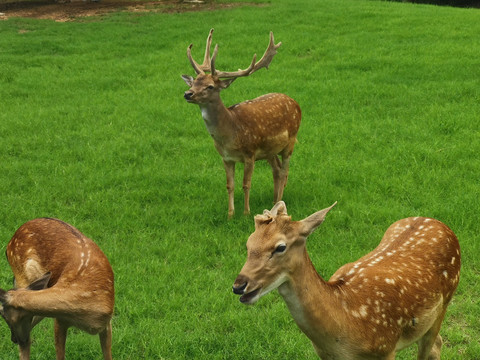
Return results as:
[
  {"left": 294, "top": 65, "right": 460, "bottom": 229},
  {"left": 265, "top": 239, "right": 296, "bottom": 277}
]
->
[
  {"left": 182, "top": 29, "right": 301, "bottom": 218},
  {"left": 233, "top": 202, "right": 461, "bottom": 359},
  {"left": 0, "top": 218, "right": 114, "bottom": 360}
]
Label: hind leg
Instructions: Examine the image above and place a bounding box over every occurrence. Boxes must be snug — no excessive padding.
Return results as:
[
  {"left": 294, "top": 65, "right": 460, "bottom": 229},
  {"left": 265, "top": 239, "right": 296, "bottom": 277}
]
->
[
  {"left": 99, "top": 321, "right": 113, "bottom": 360},
  {"left": 427, "top": 334, "right": 442, "bottom": 360},
  {"left": 267, "top": 156, "right": 282, "bottom": 203},
  {"left": 275, "top": 152, "right": 291, "bottom": 201},
  {"left": 417, "top": 314, "right": 445, "bottom": 360}
]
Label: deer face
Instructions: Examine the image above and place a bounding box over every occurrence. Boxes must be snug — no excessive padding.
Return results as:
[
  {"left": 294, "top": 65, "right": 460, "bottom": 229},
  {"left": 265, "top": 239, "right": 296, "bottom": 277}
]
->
[
  {"left": 0, "top": 300, "right": 34, "bottom": 347},
  {"left": 0, "top": 273, "right": 51, "bottom": 347},
  {"left": 181, "top": 74, "right": 234, "bottom": 105},
  {"left": 233, "top": 218, "right": 299, "bottom": 305},
  {"left": 233, "top": 202, "right": 336, "bottom": 305}
]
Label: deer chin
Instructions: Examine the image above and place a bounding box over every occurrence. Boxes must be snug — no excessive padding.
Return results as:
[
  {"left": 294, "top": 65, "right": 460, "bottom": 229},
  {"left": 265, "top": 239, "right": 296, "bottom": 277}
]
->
[
  {"left": 239, "top": 288, "right": 261, "bottom": 305},
  {"left": 240, "top": 274, "right": 288, "bottom": 305}
]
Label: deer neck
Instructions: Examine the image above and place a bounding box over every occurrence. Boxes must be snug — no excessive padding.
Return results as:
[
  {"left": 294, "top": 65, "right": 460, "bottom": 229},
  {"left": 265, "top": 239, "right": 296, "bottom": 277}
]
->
[
  {"left": 198, "top": 100, "right": 232, "bottom": 140},
  {"left": 278, "top": 251, "right": 349, "bottom": 353}
]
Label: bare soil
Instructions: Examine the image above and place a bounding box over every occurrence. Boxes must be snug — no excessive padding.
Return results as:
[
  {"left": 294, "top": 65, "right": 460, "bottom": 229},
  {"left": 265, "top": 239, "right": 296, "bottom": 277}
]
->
[{"left": 0, "top": 0, "right": 244, "bottom": 22}]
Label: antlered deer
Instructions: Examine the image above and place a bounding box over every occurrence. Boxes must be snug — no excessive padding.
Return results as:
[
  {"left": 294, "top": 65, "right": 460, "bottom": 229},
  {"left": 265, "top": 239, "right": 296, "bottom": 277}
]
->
[
  {"left": 233, "top": 202, "right": 460, "bottom": 359},
  {"left": 182, "top": 29, "right": 301, "bottom": 217},
  {"left": 0, "top": 218, "right": 114, "bottom": 360}
]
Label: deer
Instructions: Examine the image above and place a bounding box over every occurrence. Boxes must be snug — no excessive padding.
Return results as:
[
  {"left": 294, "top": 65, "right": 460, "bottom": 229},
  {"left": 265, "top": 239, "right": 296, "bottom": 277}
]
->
[
  {"left": 181, "top": 29, "right": 301, "bottom": 218},
  {"left": 233, "top": 201, "right": 461, "bottom": 359},
  {"left": 0, "top": 218, "right": 115, "bottom": 360}
]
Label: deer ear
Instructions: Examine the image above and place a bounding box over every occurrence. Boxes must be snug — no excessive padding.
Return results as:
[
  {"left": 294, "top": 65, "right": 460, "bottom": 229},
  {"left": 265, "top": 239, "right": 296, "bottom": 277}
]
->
[
  {"left": 300, "top": 202, "right": 337, "bottom": 237},
  {"left": 181, "top": 74, "right": 194, "bottom": 86},
  {"left": 218, "top": 78, "right": 236, "bottom": 89},
  {"left": 27, "top": 272, "right": 51, "bottom": 291},
  {"left": 271, "top": 201, "right": 287, "bottom": 216}
]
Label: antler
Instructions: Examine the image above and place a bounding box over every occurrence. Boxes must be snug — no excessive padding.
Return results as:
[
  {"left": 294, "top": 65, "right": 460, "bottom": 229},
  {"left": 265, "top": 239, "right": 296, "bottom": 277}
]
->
[
  {"left": 187, "top": 28, "right": 215, "bottom": 74},
  {"left": 186, "top": 29, "right": 282, "bottom": 78},
  {"left": 213, "top": 31, "right": 282, "bottom": 79}
]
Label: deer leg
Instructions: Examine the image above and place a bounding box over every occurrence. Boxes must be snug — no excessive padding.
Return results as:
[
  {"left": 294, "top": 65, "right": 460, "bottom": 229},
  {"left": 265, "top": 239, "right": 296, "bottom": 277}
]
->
[
  {"left": 276, "top": 153, "right": 291, "bottom": 201},
  {"left": 427, "top": 334, "right": 442, "bottom": 360},
  {"left": 417, "top": 313, "right": 445, "bottom": 360},
  {"left": 223, "top": 160, "right": 236, "bottom": 218},
  {"left": 267, "top": 156, "right": 282, "bottom": 203},
  {"left": 242, "top": 158, "right": 255, "bottom": 215},
  {"left": 54, "top": 319, "right": 68, "bottom": 360},
  {"left": 99, "top": 321, "right": 113, "bottom": 360},
  {"left": 18, "top": 342, "right": 31, "bottom": 360}
]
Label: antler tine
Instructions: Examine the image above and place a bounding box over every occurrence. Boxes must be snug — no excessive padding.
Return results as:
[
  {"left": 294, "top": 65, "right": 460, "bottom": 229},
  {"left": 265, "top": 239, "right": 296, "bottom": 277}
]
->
[
  {"left": 252, "top": 31, "right": 282, "bottom": 73},
  {"left": 187, "top": 44, "right": 203, "bottom": 75},
  {"left": 187, "top": 28, "right": 215, "bottom": 75},
  {"left": 211, "top": 44, "right": 219, "bottom": 76},
  {"left": 211, "top": 44, "right": 256, "bottom": 77},
  {"left": 214, "top": 31, "right": 282, "bottom": 79}
]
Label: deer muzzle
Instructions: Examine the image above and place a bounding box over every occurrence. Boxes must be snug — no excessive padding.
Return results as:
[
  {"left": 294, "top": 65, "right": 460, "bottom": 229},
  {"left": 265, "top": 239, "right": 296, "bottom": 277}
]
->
[{"left": 232, "top": 275, "right": 261, "bottom": 304}]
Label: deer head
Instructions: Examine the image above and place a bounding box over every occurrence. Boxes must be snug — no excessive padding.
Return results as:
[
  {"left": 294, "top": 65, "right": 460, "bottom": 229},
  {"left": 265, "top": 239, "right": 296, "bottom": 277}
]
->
[
  {"left": 233, "top": 201, "right": 337, "bottom": 304},
  {"left": 182, "top": 28, "right": 282, "bottom": 104},
  {"left": 0, "top": 273, "right": 51, "bottom": 350}
]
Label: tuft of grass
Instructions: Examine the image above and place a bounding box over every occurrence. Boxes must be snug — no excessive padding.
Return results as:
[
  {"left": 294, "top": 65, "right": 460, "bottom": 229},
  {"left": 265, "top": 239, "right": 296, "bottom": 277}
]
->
[{"left": 0, "top": 0, "right": 479, "bottom": 359}]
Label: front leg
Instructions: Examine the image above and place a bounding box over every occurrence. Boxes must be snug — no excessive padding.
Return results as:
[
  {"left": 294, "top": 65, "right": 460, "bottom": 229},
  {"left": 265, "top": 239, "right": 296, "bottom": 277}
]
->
[
  {"left": 223, "top": 160, "right": 236, "bottom": 218},
  {"left": 243, "top": 157, "right": 255, "bottom": 215}
]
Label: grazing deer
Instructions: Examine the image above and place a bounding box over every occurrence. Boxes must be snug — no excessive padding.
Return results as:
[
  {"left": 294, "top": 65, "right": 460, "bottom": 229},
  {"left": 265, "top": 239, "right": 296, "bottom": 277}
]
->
[
  {"left": 0, "top": 218, "right": 114, "bottom": 360},
  {"left": 233, "top": 202, "right": 461, "bottom": 359},
  {"left": 182, "top": 29, "right": 301, "bottom": 217}
]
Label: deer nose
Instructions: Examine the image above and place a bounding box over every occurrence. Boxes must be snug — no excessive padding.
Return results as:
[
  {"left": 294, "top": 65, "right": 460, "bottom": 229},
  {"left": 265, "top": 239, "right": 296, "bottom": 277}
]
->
[
  {"left": 184, "top": 91, "right": 193, "bottom": 101},
  {"left": 232, "top": 281, "right": 247, "bottom": 295}
]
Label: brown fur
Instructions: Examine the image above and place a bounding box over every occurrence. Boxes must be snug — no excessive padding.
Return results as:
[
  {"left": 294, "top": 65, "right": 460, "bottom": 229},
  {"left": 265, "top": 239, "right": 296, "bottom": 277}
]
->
[
  {"left": 182, "top": 30, "right": 301, "bottom": 217},
  {"left": 0, "top": 218, "right": 114, "bottom": 360},
  {"left": 233, "top": 202, "right": 460, "bottom": 359}
]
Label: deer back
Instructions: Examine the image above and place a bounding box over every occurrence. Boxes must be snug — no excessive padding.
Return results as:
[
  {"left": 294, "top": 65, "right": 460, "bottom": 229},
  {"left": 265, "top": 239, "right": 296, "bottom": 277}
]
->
[
  {"left": 7, "top": 218, "right": 113, "bottom": 291},
  {"left": 327, "top": 217, "right": 460, "bottom": 351},
  {"left": 223, "top": 93, "right": 300, "bottom": 159}
]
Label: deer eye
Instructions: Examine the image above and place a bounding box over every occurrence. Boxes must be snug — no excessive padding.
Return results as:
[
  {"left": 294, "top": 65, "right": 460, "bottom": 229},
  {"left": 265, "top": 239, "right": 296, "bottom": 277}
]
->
[
  {"left": 274, "top": 244, "right": 287, "bottom": 254},
  {"left": 206, "top": 85, "right": 215, "bottom": 90}
]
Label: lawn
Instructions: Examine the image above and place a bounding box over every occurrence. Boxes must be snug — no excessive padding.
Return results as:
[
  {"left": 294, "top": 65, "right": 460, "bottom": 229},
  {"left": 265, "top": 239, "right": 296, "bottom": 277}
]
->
[{"left": 0, "top": 0, "right": 479, "bottom": 358}]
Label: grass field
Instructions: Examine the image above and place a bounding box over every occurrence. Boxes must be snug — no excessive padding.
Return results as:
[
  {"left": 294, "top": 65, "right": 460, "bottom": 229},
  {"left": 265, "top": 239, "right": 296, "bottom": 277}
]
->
[{"left": 0, "top": 0, "right": 479, "bottom": 358}]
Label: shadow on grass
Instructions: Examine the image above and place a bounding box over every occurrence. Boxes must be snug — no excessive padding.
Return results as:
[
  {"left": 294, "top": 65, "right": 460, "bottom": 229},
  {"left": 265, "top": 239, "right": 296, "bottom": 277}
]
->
[{"left": 388, "top": 0, "right": 480, "bottom": 8}]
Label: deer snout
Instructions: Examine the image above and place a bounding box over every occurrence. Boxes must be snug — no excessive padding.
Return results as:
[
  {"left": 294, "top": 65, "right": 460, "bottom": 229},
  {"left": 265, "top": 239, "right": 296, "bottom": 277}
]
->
[
  {"left": 233, "top": 275, "right": 262, "bottom": 304},
  {"left": 184, "top": 91, "right": 193, "bottom": 101},
  {"left": 233, "top": 274, "right": 250, "bottom": 294},
  {"left": 232, "top": 281, "right": 247, "bottom": 295}
]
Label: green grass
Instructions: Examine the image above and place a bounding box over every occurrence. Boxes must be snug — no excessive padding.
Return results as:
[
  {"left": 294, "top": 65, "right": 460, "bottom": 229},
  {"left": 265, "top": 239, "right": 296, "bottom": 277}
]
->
[{"left": 0, "top": 0, "right": 479, "bottom": 358}]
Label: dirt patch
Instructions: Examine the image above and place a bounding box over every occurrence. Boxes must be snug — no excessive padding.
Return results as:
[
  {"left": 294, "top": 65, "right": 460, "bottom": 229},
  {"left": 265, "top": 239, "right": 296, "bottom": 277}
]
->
[{"left": 0, "top": 0, "right": 246, "bottom": 22}]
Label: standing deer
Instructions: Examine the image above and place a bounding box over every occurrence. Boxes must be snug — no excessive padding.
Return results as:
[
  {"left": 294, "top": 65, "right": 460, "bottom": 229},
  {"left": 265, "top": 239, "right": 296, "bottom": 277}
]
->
[
  {"left": 182, "top": 29, "right": 301, "bottom": 217},
  {"left": 0, "top": 218, "right": 114, "bottom": 360},
  {"left": 233, "top": 202, "right": 461, "bottom": 359}
]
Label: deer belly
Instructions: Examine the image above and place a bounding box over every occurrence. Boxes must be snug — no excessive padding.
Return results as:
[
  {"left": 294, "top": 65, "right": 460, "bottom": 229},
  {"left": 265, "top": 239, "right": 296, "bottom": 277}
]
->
[
  {"left": 395, "top": 296, "right": 444, "bottom": 351},
  {"left": 215, "top": 129, "right": 289, "bottom": 162},
  {"left": 254, "top": 131, "right": 290, "bottom": 159},
  {"left": 218, "top": 147, "right": 245, "bottom": 162}
]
